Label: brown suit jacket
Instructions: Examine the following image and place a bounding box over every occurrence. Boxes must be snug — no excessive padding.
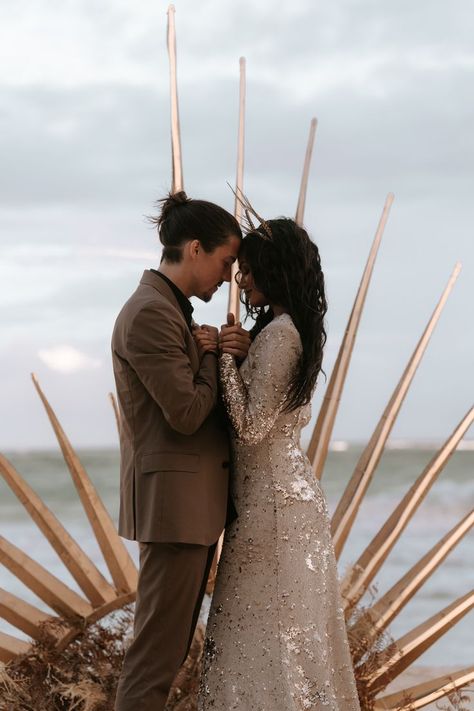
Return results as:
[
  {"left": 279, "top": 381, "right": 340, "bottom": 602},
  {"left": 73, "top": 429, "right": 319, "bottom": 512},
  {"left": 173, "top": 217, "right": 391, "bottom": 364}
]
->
[{"left": 111, "top": 269, "right": 232, "bottom": 545}]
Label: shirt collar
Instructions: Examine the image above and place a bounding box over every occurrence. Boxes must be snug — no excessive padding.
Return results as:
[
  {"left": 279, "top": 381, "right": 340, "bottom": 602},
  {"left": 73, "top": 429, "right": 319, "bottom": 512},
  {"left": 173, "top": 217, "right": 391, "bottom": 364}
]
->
[{"left": 150, "top": 269, "right": 194, "bottom": 329}]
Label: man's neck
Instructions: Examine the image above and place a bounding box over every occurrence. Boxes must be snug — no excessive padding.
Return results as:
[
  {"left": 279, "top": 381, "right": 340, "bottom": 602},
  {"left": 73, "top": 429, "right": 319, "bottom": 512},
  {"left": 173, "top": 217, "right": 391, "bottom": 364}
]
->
[{"left": 158, "top": 263, "right": 193, "bottom": 298}]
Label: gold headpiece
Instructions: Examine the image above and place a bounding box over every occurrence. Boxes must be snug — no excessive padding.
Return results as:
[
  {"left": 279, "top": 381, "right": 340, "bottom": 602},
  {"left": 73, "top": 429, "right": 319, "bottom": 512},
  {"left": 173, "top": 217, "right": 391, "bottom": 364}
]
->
[{"left": 227, "top": 183, "right": 272, "bottom": 239}]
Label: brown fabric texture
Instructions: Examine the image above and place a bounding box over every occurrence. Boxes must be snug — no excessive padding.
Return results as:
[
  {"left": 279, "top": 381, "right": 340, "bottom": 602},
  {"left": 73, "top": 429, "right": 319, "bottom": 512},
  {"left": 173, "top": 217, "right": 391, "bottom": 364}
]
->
[
  {"left": 114, "top": 541, "right": 216, "bottom": 711},
  {"left": 111, "top": 269, "right": 232, "bottom": 544}
]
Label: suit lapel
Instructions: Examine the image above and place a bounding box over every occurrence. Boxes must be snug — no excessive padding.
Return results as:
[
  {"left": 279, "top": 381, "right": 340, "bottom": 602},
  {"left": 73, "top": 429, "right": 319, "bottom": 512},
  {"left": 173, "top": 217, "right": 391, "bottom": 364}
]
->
[{"left": 139, "top": 270, "right": 200, "bottom": 370}]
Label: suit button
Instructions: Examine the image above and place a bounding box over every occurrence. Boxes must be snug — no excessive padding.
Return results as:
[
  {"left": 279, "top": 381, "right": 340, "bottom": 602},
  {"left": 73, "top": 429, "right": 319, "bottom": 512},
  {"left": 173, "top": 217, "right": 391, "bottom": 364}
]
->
[{"left": 222, "top": 461, "right": 230, "bottom": 468}]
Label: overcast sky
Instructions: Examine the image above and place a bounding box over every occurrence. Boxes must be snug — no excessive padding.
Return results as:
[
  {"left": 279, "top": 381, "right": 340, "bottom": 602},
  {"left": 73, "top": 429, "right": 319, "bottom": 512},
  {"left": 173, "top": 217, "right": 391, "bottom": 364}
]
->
[{"left": 1, "top": 0, "right": 473, "bottom": 449}]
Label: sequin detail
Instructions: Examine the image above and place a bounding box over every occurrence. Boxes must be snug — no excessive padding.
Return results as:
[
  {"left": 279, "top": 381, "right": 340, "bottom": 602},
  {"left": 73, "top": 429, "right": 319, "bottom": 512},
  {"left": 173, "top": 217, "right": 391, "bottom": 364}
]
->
[{"left": 199, "top": 314, "right": 361, "bottom": 711}]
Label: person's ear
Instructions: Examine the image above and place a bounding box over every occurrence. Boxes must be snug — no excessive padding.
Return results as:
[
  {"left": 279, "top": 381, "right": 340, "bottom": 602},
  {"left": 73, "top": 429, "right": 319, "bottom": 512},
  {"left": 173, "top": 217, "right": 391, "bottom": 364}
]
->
[
  {"left": 183, "top": 239, "right": 200, "bottom": 261},
  {"left": 190, "top": 239, "right": 200, "bottom": 258}
]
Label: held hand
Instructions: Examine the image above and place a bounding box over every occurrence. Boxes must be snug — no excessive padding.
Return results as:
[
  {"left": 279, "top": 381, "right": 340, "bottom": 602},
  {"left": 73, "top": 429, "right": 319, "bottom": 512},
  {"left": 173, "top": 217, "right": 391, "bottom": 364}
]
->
[
  {"left": 193, "top": 325, "right": 219, "bottom": 360},
  {"left": 220, "top": 312, "right": 235, "bottom": 331},
  {"left": 200, "top": 324, "right": 219, "bottom": 342},
  {"left": 219, "top": 312, "right": 251, "bottom": 360}
]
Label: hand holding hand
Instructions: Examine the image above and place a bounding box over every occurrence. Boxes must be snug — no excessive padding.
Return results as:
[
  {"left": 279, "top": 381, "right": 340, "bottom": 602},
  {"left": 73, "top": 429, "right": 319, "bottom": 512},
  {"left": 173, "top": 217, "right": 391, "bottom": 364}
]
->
[
  {"left": 219, "top": 313, "right": 252, "bottom": 360},
  {"left": 193, "top": 324, "right": 219, "bottom": 360}
]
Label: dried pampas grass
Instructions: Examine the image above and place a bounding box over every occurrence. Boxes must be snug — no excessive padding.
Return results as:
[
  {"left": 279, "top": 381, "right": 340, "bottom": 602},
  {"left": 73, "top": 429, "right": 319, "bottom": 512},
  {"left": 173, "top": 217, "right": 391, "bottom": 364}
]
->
[
  {"left": 0, "top": 609, "right": 205, "bottom": 711},
  {"left": 0, "top": 607, "right": 133, "bottom": 711},
  {"left": 346, "top": 601, "right": 399, "bottom": 711},
  {"left": 2, "top": 600, "right": 469, "bottom": 711},
  {"left": 0, "top": 600, "right": 399, "bottom": 711}
]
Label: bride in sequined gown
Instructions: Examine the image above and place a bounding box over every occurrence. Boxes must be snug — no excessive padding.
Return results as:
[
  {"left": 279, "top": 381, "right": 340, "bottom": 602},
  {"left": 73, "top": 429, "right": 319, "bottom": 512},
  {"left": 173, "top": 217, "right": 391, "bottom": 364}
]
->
[{"left": 197, "top": 218, "right": 361, "bottom": 711}]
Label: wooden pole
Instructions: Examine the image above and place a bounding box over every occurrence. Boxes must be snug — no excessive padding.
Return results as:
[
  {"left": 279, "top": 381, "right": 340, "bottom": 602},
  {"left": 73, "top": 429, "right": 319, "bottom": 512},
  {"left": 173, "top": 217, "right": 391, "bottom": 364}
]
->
[
  {"left": 227, "top": 57, "right": 247, "bottom": 320},
  {"left": 167, "top": 5, "right": 184, "bottom": 193},
  {"left": 295, "top": 117, "right": 317, "bottom": 226}
]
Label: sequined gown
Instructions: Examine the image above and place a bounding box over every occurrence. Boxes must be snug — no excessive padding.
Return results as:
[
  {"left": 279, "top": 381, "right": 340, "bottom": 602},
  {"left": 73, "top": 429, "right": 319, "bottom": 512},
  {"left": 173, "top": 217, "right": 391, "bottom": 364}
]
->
[{"left": 198, "top": 314, "right": 360, "bottom": 711}]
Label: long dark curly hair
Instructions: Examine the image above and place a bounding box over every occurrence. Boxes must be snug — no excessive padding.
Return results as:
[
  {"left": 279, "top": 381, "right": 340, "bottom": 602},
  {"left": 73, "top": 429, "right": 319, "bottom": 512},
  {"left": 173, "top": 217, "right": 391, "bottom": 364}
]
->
[{"left": 239, "top": 218, "right": 327, "bottom": 412}]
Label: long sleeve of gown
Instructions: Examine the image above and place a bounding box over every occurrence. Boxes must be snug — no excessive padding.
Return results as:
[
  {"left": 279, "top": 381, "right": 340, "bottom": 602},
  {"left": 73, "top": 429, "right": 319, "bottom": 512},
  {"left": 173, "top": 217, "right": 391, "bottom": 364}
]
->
[{"left": 219, "top": 318, "right": 302, "bottom": 446}]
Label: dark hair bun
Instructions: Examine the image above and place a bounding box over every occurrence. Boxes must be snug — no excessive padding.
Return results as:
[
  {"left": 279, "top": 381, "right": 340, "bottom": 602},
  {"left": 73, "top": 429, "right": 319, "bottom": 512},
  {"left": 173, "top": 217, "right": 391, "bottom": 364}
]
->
[
  {"left": 148, "top": 190, "right": 241, "bottom": 263},
  {"left": 158, "top": 191, "right": 191, "bottom": 227}
]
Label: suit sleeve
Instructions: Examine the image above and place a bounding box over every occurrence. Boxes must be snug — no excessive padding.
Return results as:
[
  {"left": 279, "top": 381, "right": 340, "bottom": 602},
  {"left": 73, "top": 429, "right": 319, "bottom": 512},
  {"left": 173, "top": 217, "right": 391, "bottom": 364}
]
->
[
  {"left": 126, "top": 302, "right": 218, "bottom": 435},
  {"left": 218, "top": 320, "right": 302, "bottom": 445}
]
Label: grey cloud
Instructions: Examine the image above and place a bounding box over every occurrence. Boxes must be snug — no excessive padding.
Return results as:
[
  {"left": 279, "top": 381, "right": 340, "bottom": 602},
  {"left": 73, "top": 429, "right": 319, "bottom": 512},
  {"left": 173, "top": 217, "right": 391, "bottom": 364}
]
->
[
  {"left": 0, "top": 267, "right": 148, "bottom": 344},
  {"left": 1, "top": 56, "right": 472, "bottom": 215},
  {"left": 118, "top": 0, "right": 467, "bottom": 62},
  {"left": 1, "top": 0, "right": 473, "bottom": 447},
  {"left": 0, "top": 86, "right": 168, "bottom": 205},
  {"left": 0, "top": 339, "right": 118, "bottom": 449},
  {"left": 145, "top": 1, "right": 474, "bottom": 79}
]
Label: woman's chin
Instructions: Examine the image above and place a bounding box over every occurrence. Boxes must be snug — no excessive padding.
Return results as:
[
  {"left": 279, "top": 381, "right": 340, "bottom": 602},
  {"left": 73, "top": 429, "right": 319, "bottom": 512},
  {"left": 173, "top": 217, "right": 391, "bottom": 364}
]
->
[{"left": 249, "top": 297, "right": 268, "bottom": 309}]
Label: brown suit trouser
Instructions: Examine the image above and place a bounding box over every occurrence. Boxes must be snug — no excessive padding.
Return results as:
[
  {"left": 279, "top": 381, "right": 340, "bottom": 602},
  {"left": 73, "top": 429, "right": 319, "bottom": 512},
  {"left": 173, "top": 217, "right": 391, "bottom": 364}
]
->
[{"left": 114, "top": 540, "right": 217, "bottom": 711}]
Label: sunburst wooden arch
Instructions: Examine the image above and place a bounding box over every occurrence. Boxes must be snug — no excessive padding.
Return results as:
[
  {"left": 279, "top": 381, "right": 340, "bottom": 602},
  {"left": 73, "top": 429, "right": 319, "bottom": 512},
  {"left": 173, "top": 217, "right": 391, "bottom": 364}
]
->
[{"left": 1, "top": 5, "right": 473, "bottom": 710}]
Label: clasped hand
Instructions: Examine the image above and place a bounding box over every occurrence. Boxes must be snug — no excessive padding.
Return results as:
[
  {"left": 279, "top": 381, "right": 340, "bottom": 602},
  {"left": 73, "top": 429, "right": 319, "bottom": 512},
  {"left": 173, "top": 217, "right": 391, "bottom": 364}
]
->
[{"left": 193, "top": 313, "right": 251, "bottom": 361}]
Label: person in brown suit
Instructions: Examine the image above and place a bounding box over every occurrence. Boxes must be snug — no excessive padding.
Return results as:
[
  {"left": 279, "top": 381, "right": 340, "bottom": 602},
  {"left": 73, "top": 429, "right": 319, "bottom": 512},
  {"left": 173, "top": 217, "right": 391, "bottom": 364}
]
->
[{"left": 112, "top": 191, "right": 250, "bottom": 711}]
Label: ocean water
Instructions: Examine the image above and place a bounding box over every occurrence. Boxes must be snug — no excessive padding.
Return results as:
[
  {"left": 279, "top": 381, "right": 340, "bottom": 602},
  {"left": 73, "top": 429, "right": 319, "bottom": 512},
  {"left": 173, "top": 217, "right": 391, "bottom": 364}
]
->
[{"left": 0, "top": 445, "right": 473, "bottom": 670}]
